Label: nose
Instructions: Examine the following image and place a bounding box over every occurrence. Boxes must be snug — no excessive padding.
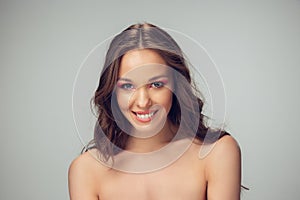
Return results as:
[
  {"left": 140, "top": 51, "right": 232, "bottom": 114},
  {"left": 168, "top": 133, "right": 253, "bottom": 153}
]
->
[{"left": 133, "top": 85, "right": 151, "bottom": 108}]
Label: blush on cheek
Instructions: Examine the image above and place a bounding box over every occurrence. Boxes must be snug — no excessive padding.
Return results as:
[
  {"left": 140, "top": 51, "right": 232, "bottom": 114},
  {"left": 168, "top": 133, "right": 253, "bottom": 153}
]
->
[{"left": 116, "top": 93, "right": 132, "bottom": 110}]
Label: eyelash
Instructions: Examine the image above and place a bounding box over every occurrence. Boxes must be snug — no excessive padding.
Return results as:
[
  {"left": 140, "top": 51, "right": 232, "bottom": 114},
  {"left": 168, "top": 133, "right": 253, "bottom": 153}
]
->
[
  {"left": 150, "top": 81, "right": 165, "bottom": 88},
  {"left": 119, "top": 83, "right": 134, "bottom": 90},
  {"left": 118, "top": 81, "right": 165, "bottom": 90}
]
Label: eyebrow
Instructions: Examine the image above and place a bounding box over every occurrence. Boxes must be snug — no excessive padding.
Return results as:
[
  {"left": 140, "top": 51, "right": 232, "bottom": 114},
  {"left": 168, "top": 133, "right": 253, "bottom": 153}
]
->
[{"left": 117, "top": 75, "right": 169, "bottom": 82}]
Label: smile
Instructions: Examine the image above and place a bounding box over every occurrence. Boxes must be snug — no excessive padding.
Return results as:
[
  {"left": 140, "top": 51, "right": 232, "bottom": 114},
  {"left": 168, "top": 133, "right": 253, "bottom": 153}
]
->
[{"left": 132, "top": 110, "right": 157, "bottom": 122}]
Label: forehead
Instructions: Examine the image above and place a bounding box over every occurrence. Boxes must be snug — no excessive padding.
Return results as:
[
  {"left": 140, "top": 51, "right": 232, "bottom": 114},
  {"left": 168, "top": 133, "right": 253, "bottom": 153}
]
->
[{"left": 119, "top": 49, "right": 170, "bottom": 79}]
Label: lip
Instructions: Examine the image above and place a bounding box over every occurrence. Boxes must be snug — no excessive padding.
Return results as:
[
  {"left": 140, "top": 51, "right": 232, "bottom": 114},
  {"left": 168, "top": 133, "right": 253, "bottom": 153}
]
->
[{"left": 132, "top": 110, "right": 157, "bottom": 123}]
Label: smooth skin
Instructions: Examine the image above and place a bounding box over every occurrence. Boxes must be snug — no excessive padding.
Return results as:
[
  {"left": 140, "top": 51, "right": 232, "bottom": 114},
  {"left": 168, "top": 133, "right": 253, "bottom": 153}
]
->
[{"left": 68, "top": 49, "right": 241, "bottom": 200}]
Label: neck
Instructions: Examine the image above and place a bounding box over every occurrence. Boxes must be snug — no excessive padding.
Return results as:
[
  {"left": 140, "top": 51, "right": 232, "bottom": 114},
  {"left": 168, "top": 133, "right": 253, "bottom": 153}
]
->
[{"left": 125, "top": 120, "right": 177, "bottom": 153}]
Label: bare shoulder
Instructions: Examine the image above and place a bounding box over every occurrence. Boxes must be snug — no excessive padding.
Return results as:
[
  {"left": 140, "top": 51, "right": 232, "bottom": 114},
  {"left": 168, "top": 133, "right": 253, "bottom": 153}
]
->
[
  {"left": 69, "top": 150, "right": 101, "bottom": 174},
  {"left": 69, "top": 151, "right": 93, "bottom": 171},
  {"left": 213, "top": 135, "right": 240, "bottom": 154},
  {"left": 69, "top": 149, "right": 110, "bottom": 179},
  {"left": 68, "top": 149, "right": 109, "bottom": 200},
  {"left": 204, "top": 135, "right": 242, "bottom": 200},
  {"left": 205, "top": 135, "right": 241, "bottom": 164}
]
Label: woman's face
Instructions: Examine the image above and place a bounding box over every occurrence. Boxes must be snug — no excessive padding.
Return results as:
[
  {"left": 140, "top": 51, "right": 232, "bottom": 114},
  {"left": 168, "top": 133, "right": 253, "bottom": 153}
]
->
[{"left": 115, "top": 49, "right": 174, "bottom": 137}]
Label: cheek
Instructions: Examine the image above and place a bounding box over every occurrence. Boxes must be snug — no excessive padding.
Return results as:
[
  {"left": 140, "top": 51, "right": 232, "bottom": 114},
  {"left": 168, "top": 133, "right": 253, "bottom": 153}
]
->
[
  {"left": 116, "top": 92, "right": 132, "bottom": 111},
  {"left": 152, "top": 90, "right": 173, "bottom": 111},
  {"left": 164, "top": 92, "right": 173, "bottom": 111}
]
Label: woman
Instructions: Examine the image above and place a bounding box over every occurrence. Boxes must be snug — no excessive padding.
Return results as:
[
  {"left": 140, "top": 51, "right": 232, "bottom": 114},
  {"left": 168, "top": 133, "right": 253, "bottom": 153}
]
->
[{"left": 69, "top": 23, "right": 242, "bottom": 200}]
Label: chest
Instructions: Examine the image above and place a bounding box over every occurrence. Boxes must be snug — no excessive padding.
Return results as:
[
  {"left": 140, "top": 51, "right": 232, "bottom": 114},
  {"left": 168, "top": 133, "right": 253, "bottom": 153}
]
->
[{"left": 98, "top": 160, "right": 207, "bottom": 200}]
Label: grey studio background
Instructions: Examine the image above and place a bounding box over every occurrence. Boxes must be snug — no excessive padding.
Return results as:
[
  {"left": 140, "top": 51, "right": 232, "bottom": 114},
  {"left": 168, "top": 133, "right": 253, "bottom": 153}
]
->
[{"left": 1, "top": 0, "right": 299, "bottom": 199}]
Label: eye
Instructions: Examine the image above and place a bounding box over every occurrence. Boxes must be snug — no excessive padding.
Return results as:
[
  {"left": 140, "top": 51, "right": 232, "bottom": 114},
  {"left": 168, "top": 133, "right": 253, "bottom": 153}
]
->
[
  {"left": 150, "top": 81, "right": 164, "bottom": 88},
  {"left": 119, "top": 83, "right": 134, "bottom": 90}
]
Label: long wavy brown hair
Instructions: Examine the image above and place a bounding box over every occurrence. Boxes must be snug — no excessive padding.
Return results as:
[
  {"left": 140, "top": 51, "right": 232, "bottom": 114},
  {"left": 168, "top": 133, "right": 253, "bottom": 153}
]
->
[{"left": 86, "top": 23, "right": 228, "bottom": 161}]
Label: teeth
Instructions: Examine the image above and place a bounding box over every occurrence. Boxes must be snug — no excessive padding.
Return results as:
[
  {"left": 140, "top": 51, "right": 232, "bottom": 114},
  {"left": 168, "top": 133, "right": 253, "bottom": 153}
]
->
[{"left": 136, "top": 112, "right": 155, "bottom": 119}]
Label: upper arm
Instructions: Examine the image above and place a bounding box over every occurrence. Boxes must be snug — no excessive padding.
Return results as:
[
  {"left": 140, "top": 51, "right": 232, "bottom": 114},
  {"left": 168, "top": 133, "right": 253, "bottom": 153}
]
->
[
  {"left": 206, "top": 135, "right": 241, "bottom": 200},
  {"left": 68, "top": 154, "right": 99, "bottom": 200}
]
